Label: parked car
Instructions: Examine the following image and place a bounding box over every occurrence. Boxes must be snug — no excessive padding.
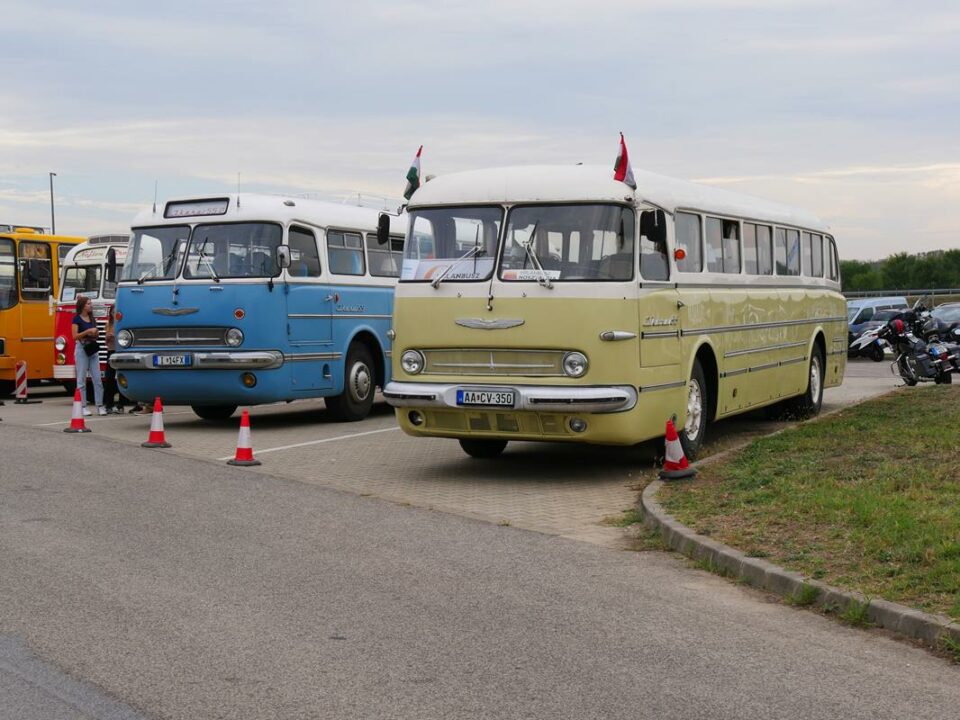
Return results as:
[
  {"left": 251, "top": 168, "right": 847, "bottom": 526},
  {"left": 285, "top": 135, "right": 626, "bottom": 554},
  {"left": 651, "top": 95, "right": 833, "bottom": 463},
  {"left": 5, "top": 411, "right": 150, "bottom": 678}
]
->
[
  {"left": 847, "top": 296, "right": 909, "bottom": 340},
  {"left": 932, "top": 302, "right": 960, "bottom": 325}
]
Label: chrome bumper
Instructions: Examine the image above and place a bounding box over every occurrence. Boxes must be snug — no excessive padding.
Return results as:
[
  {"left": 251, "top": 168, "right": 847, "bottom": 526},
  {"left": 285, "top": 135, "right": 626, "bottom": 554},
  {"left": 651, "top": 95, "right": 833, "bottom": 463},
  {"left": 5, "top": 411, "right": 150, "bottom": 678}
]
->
[
  {"left": 383, "top": 381, "right": 638, "bottom": 414},
  {"left": 110, "top": 350, "right": 284, "bottom": 370}
]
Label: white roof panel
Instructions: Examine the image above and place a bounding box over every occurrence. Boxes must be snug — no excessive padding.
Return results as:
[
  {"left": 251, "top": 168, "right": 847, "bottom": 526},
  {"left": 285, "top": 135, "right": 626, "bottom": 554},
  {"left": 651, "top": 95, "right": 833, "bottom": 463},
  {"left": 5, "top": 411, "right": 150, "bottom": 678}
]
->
[{"left": 408, "top": 165, "right": 828, "bottom": 232}]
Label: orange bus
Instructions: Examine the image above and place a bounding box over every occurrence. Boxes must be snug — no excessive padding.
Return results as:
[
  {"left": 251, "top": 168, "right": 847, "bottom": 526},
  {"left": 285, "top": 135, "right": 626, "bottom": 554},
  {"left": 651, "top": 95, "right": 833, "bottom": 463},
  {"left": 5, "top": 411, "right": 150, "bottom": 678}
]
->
[{"left": 0, "top": 227, "right": 84, "bottom": 395}]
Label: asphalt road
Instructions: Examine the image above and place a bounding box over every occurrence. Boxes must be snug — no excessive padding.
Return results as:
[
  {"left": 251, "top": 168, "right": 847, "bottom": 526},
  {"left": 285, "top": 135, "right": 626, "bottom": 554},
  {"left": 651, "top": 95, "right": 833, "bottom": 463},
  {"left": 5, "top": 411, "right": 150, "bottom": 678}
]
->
[{"left": 1, "top": 420, "right": 958, "bottom": 720}]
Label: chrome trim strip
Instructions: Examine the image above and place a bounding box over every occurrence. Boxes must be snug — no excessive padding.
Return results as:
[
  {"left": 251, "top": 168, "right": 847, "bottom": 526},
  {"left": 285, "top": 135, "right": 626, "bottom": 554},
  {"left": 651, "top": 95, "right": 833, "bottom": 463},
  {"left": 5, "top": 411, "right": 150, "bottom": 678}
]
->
[
  {"left": 640, "top": 330, "right": 679, "bottom": 339},
  {"left": 724, "top": 340, "right": 807, "bottom": 358},
  {"left": 22, "top": 337, "right": 54, "bottom": 342},
  {"left": 638, "top": 380, "right": 686, "bottom": 393},
  {"left": 683, "top": 316, "right": 846, "bottom": 336},
  {"left": 750, "top": 361, "right": 780, "bottom": 372},
  {"left": 110, "top": 350, "right": 283, "bottom": 370},
  {"left": 383, "top": 382, "right": 638, "bottom": 414},
  {"left": 455, "top": 318, "right": 525, "bottom": 330},
  {"left": 780, "top": 356, "right": 808, "bottom": 367},
  {"left": 285, "top": 352, "right": 342, "bottom": 362},
  {"left": 288, "top": 313, "right": 392, "bottom": 320},
  {"left": 722, "top": 368, "right": 749, "bottom": 378}
]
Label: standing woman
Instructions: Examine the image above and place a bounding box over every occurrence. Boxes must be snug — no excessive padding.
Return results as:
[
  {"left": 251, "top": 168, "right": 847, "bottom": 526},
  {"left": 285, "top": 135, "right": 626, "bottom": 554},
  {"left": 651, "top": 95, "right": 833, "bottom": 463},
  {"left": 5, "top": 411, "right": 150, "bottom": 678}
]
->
[
  {"left": 103, "top": 304, "right": 125, "bottom": 413},
  {"left": 72, "top": 295, "right": 106, "bottom": 416}
]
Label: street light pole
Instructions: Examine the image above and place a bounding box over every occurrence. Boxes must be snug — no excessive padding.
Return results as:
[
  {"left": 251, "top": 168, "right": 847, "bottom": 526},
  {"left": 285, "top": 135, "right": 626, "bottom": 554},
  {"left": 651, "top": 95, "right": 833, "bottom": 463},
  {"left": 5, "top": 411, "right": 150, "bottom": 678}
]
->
[{"left": 49, "top": 172, "right": 57, "bottom": 235}]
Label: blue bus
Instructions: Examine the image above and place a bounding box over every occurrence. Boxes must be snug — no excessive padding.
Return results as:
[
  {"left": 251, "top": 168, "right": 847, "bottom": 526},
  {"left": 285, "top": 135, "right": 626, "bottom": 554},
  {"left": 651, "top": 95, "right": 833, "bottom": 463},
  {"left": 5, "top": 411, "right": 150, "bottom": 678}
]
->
[{"left": 111, "top": 194, "right": 404, "bottom": 421}]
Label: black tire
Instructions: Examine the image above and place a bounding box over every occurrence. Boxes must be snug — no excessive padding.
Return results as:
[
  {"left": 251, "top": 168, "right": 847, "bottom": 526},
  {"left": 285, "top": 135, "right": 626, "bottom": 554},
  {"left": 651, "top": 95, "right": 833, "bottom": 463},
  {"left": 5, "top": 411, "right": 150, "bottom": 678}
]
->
[
  {"left": 192, "top": 404, "right": 237, "bottom": 421},
  {"left": 788, "top": 346, "right": 825, "bottom": 418},
  {"left": 679, "top": 359, "right": 709, "bottom": 460},
  {"left": 458, "top": 439, "right": 508, "bottom": 459},
  {"left": 326, "top": 343, "right": 376, "bottom": 422},
  {"left": 897, "top": 355, "right": 919, "bottom": 387},
  {"left": 61, "top": 380, "right": 77, "bottom": 396},
  {"left": 0, "top": 380, "right": 14, "bottom": 397},
  {"left": 935, "top": 371, "right": 953, "bottom": 385},
  {"left": 868, "top": 344, "right": 884, "bottom": 362}
]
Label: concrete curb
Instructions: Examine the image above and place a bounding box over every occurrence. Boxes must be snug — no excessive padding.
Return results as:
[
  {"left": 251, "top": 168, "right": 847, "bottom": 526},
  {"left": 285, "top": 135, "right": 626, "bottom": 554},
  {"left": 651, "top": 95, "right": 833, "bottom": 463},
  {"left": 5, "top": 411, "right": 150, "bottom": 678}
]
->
[{"left": 641, "top": 479, "right": 960, "bottom": 650}]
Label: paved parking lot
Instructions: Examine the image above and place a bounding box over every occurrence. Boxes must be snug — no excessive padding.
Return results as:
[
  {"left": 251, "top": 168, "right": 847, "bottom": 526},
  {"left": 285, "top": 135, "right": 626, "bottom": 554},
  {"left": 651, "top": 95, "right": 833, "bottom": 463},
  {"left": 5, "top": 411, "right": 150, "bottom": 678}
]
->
[{"left": 2, "top": 360, "right": 900, "bottom": 547}]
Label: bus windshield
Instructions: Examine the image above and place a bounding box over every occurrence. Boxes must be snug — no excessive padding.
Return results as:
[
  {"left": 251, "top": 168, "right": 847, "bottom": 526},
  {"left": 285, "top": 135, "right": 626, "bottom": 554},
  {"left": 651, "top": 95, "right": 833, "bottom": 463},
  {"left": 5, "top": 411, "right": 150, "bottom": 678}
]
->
[
  {"left": 500, "top": 204, "right": 635, "bottom": 282},
  {"left": 61, "top": 265, "right": 102, "bottom": 301},
  {"left": 401, "top": 207, "right": 502, "bottom": 282},
  {"left": 123, "top": 226, "right": 190, "bottom": 282},
  {"left": 184, "top": 222, "right": 281, "bottom": 279},
  {"left": 0, "top": 238, "right": 16, "bottom": 309}
]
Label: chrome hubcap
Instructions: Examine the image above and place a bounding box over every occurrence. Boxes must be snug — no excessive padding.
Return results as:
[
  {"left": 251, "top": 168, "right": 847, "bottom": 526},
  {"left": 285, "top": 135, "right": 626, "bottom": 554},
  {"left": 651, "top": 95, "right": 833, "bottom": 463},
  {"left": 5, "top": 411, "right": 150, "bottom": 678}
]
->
[
  {"left": 810, "top": 356, "right": 821, "bottom": 400},
  {"left": 349, "top": 362, "right": 372, "bottom": 402},
  {"left": 685, "top": 379, "right": 703, "bottom": 441}
]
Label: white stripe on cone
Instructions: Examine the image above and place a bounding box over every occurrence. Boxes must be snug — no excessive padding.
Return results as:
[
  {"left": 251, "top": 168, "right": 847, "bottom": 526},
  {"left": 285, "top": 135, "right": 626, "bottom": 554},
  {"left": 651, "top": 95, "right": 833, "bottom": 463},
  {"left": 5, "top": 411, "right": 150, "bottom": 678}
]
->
[{"left": 665, "top": 436, "right": 685, "bottom": 465}]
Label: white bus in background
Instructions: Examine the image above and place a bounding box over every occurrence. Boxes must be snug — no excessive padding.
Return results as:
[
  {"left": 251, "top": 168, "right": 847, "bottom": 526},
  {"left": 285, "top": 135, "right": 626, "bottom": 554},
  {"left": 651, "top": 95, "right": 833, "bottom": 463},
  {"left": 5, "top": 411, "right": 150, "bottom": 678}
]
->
[{"left": 53, "top": 235, "right": 130, "bottom": 391}]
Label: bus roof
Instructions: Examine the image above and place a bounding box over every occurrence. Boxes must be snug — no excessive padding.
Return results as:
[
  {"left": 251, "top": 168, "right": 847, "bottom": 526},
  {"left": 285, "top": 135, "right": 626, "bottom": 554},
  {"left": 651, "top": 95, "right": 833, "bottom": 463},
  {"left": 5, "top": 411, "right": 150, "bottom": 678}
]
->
[
  {"left": 131, "top": 193, "right": 395, "bottom": 233},
  {"left": 408, "top": 165, "right": 828, "bottom": 233}
]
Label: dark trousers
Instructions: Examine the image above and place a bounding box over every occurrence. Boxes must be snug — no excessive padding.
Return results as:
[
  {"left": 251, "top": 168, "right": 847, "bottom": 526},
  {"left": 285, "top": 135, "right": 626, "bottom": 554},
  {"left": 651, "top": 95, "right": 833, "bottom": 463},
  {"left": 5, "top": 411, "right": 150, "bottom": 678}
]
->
[{"left": 103, "top": 351, "right": 125, "bottom": 408}]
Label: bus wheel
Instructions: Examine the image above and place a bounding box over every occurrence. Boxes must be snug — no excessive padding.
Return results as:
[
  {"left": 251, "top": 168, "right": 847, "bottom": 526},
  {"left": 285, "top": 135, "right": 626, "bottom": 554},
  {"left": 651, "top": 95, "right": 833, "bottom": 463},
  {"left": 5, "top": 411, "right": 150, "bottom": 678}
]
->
[
  {"left": 326, "top": 343, "right": 375, "bottom": 422},
  {"left": 789, "top": 347, "right": 825, "bottom": 417},
  {"left": 679, "top": 360, "right": 708, "bottom": 460},
  {"left": 192, "top": 405, "right": 237, "bottom": 421},
  {"left": 458, "top": 439, "right": 508, "bottom": 459}
]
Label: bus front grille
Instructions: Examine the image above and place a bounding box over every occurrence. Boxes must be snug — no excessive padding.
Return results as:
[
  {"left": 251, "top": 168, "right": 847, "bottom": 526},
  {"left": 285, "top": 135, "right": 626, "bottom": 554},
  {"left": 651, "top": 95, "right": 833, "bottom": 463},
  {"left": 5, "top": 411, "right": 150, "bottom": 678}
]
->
[
  {"left": 422, "top": 348, "right": 565, "bottom": 376},
  {"left": 127, "top": 327, "right": 230, "bottom": 347}
]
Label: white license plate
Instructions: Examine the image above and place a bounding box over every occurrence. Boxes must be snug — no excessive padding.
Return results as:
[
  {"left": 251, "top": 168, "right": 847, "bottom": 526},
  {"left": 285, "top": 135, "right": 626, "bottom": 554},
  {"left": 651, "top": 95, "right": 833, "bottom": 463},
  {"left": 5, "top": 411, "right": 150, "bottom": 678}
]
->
[
  {"left": 456, "top": 389, "right": 515, "bottom": 407},
  {"left": 153, "top": 354, "right": 192, "bottom": 367}
]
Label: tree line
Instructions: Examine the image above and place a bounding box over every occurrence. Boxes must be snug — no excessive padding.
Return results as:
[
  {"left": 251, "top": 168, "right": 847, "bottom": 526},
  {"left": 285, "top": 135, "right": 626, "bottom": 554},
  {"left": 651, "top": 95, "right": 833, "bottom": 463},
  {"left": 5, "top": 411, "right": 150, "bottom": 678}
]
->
[{"left": 840, "top": 250, "right": 960, "bottom": 292}]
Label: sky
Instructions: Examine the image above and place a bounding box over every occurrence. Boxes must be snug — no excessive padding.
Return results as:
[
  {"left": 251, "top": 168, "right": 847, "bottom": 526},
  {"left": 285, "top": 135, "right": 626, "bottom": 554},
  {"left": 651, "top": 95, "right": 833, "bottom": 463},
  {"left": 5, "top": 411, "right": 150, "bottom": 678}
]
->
[{"left": 1, "top": 0, "right": 958, "bottom": 260}]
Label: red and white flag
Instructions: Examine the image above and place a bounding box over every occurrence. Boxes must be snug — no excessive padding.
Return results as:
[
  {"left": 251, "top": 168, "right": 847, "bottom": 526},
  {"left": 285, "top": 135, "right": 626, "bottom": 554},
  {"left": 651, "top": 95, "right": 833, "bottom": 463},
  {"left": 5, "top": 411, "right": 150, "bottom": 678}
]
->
[{"left": 613, "top": 132, "right": 636, "bottom": 189}]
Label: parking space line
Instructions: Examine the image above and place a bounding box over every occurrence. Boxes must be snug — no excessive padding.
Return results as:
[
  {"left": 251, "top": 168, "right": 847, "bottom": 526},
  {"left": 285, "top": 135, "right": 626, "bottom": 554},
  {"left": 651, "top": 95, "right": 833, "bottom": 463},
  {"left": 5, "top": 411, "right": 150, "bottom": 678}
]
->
[
  {"left": 217, "top": 426, "right": 400, "bottom": 460},
  {"left": 34, "top": 410, "right": 195, "bottom": 427}
]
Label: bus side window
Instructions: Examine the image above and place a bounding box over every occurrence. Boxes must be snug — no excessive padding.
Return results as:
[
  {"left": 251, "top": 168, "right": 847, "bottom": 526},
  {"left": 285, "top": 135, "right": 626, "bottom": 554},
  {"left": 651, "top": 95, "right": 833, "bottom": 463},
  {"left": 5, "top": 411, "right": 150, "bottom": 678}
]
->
[
  {"left": 827, "top": 236, "right": 839, "bottom": 281},
  {"left": 639, "top": 210, "right": 669, "bottom": 281},
  {"left": 366, "top": 233, "right": 403, "bottom": 277},
  {"left": 327, "top": 231, "right": 365, "bottom": 276},
  {"left": 289, "top": 226, "right": 321, "bottom": 277},
  {"left": 775, "top": 228, "right": 801, "bottom": 276},
  {"left": 18, "top": 241, "right": 53, "bottom": 299},
  {"left": 674, "top": 212, "right": 702, "bottom": 272},
  {"left": 706, "top": 217, "right": 740, "bottom": 273}
]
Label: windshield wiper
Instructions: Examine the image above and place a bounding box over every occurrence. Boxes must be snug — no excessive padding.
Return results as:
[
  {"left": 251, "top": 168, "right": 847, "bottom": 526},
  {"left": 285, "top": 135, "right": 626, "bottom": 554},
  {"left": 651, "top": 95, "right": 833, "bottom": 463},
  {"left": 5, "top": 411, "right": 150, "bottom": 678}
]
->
[
  {"left": 431, "top": 245, "right": 486, "bottom": 289},
  {"left": 521, "top": 223, "right": 553, "bottom": 289},
  {"left": 198, "top": 242, "right": 219, "bottom": 282},
  {"left": 138, "top": 246, "right": 180, "bottom": 284}
]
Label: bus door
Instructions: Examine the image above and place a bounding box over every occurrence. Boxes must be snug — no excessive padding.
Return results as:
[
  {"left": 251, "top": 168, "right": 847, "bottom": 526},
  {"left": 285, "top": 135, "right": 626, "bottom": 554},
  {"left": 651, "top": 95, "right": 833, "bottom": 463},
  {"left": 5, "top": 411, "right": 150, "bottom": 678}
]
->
[
  {"left": 17, "top": 239, "right": 55, "bottom": 380},
  {"left": 285, "top": 226, "right": 333, "bottom": 391},
  {"left": 637, "top": 210, "right": 682, "bottom": 372}
]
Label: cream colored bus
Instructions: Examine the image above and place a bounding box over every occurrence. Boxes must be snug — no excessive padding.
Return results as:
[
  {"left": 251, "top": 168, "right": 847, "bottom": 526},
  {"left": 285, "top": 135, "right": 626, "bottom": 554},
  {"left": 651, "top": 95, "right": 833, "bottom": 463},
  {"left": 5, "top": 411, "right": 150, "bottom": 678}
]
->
[{"left": 382, "top": 165, "right": 846, "bottom": 458}]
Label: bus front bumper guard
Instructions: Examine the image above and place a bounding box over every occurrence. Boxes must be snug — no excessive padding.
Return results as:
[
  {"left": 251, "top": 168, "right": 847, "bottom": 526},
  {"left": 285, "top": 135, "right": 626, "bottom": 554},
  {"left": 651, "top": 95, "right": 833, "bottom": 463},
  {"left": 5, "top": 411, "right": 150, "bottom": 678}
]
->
[
  {"left": 109, "top": 351, "right": 284, "bottom": 370},
  {"left": 383, "top": 382, "right": 638, "bottom": 414}
]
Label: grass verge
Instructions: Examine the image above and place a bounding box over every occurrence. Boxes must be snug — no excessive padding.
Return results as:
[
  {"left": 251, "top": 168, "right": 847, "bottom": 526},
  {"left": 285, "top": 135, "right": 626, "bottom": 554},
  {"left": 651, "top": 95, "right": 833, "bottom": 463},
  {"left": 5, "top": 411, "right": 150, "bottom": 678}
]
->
[{"left": 659, "top": 385, "right": 960, "bottom": 620}]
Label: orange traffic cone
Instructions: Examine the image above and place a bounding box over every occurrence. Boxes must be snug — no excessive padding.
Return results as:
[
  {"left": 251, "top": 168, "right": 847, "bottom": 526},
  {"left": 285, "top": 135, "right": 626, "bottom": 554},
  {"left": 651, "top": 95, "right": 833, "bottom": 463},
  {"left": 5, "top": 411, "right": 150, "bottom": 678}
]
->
[
  {"left": 227, "top": 409, "right": 261, "bottom": 466},
  {"left": 659, "top": 418, "right": 696, "bottom": 480},
  {"left": 63, "top": 388, "right": 91, "bottom": 433},
  {"left": 141, "top": 397, "right": 172, "bottom": 448}
]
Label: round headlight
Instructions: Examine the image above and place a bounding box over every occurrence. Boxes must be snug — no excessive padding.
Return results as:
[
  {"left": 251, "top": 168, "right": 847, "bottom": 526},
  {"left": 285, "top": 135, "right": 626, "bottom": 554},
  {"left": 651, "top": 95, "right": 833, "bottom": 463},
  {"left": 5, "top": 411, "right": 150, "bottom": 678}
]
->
[
  {"left": 401, "top": 349, "right": 425, "bottom": 375},
  {"left": 117, "top": 329, "right": 133, "bottom": 348},
  {"left": 225, "top": 328, "right": 244, "bottom": 347},
  {"left": 562, "top": 351, "right": 589, "bottom": 378},
  {"left": 55, "top": 336, "right": 67, "bottom": 351}
]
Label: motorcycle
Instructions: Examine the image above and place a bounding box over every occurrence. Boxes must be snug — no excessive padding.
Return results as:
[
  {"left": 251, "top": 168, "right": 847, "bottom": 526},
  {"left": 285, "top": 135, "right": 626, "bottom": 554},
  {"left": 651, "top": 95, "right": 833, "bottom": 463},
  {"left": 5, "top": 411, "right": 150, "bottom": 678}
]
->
[
  {"left": 851, "top": 297, "right": 960, "bottom": 386},
  {"left": 847, "top": 331, "right": 887, "bottom": 362}
]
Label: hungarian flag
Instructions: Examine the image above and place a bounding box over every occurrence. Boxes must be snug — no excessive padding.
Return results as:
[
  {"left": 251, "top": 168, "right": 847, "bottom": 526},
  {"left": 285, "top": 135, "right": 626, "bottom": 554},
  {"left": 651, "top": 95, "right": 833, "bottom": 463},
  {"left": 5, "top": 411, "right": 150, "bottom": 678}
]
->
[
  {"left": 613, "top": 132, "right": 636, "bottom": 189},
  {"left": 403, "top": 145, "right": 423, "bottom": 201}
]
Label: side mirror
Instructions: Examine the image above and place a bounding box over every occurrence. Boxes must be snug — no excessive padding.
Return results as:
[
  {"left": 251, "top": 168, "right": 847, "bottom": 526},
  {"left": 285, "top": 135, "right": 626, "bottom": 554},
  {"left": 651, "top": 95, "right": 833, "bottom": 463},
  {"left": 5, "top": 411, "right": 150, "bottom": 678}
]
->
[
  {"left": 106, "top": 248, "right": 117, "bottom": 283},
  {"left": 377, "top": 213, "right": 391, "bottom": 247},
  {"left": 275, "top": 245, "right": 291, "bottom": 272}
]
